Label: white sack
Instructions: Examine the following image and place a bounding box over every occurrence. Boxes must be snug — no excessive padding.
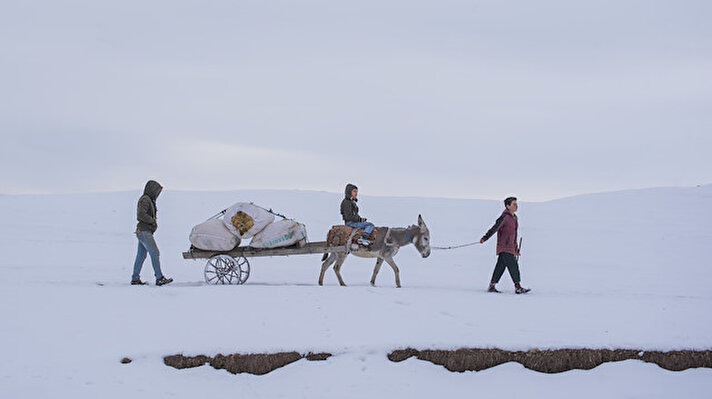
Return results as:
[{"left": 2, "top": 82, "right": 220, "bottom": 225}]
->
[
  {"left": 189, "top": 219, "right": 241, "bottom": 251},
  {"left": 250, "top": 219, "right": 308, "bottom": 248},
  {"left": 222, "top": 202, "right": 275, "bottom": 239}
]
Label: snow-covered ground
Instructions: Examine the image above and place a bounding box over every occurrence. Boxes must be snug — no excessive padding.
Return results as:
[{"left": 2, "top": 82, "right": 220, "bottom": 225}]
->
[{"left": 1, "top": 185, "right": 711, "bottom": 398}]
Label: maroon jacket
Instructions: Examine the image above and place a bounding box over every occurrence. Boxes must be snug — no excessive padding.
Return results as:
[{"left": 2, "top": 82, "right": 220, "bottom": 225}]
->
[{"left": 481, "top": 209, "right": 518, "bottom": 255}]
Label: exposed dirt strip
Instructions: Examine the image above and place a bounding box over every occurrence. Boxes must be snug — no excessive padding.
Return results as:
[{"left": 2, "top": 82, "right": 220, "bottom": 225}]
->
[
  {"left": 164, "top": 352, "right": 331, "bottom": 375},
  {"left": 163, "top": 348, "right": 712, "bottom": 375},
  {"left": 388, "top": 348, "right": 712, "bottom": 373}
]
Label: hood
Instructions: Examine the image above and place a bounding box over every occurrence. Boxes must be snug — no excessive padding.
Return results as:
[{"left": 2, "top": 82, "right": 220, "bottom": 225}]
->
[
  {"left": 144, "top": 180, "right": 163, "bottom": 201},
  {"left": 344, "top": 183, "right": 358, "bottom": 199}
]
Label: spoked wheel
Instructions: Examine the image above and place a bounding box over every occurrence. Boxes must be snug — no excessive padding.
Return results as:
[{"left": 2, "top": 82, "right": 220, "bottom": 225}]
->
[
  {"left": 235, "top": 255, "right": 250, "bottom": 284},
  {"left": 204, "top": 255, "right": 250, "bottom": 285}
]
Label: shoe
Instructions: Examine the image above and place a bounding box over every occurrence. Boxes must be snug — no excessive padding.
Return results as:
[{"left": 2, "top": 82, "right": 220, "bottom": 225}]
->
[
  {"left": 515, "top": 287, "right": 531, "bottom": 294},
  {"left": 487, "top": 285, "right": 500, "bottom": 293},
  {"left": 131, "top": 279, "right": 148, "bottom": 285},
  {"left": 357, "top": 237, "right": 371, "bottom": 246},
  {"left": 156, "top": 276, "right": 173, "bottom": 286}
]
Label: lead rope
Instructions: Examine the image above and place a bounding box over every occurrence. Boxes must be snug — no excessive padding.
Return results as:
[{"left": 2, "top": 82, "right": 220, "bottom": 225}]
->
[{"left": 431, "top": 241, "right": 481, "bottom": 250}]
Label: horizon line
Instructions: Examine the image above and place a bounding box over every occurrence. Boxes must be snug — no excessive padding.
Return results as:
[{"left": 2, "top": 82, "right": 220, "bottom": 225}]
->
[{"left": 1, "top": 183, "right": 709, "bottom": 203}]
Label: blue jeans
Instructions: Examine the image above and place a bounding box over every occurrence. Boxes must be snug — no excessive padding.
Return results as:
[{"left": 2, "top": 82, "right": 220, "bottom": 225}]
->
[
  {"left": 346, "top": 221, "right": 375, "bottom": 237},
  {"left": 132, "top": 231, "right": 164, "bottom": 280}
]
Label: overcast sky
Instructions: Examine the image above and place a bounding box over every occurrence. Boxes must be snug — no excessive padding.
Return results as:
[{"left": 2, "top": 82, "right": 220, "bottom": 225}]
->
[{"left": 1, "top": 0, "right": 710, "bottom": 200}]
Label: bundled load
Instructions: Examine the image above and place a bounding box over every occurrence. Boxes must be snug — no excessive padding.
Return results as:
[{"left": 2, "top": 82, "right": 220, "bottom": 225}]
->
[
  {"left": 222, "top": 202, "right": 275, "bottom": 239},
  {"left": 250, "top": 219, "right": 308, "bottom": 249},
  {"left": 189, "top": 219, "right": 241, "bottom": 251},
  {"left": 189, "top": 202, "right": 310, "bottom": 251}
]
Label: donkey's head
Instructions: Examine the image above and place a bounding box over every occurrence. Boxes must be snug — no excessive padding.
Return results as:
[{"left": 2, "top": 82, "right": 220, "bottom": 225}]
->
[{"left": 413, "top": 214, "right": 431, "bottom": 258}]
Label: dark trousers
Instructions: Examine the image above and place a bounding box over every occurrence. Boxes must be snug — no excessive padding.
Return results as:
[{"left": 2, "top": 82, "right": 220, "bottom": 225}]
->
[{"left": 490, "top": 252, "right": 521, "bottom": 284}]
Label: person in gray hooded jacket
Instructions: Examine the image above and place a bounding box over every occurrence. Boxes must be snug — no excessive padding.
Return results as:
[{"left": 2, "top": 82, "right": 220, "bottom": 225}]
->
[
  {"left": 340, "top": 183, "right": 375, "bottom": 246},
  {"left": 131, "top": 180, "right": 173, "bottom": 286}
]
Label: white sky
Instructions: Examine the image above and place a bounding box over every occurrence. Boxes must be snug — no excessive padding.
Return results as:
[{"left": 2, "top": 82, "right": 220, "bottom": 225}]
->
[{"left": 1, "top": 0, "right": 710, "bottom": 200}]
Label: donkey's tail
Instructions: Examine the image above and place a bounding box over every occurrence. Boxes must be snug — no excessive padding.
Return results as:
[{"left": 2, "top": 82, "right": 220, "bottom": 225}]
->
[{"left": 321, "top": 253, "right": 329, "bottom": 262}]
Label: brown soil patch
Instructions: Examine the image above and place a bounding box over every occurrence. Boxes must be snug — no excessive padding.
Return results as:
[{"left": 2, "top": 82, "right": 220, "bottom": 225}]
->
[
  {"left": 305, "top": 352, "right": 332, "bottom": 361},
  {"left": 388, "top": 348, "right": 712, "bottom": 373},
  {"left": 164, "top": 352, "right": 332, "bottom": 375}
]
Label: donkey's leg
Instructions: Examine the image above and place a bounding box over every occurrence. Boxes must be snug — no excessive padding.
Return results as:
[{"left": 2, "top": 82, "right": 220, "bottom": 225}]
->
[
  {"left": 318, "top": 253, "right": 338, "bottom": 286},
  {"left": 370, "top": 258, "right": 384, "bottom": 286},
  {"left": 384, "top": 257, "right": 402, "bottom": 288},
  {"left": 333, "top": 254, "right": 348, "bottom": 286}
]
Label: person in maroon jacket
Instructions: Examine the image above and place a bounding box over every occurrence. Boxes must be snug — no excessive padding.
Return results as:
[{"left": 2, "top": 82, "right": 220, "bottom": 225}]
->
[{"left": 480, "top": 197, "right": 531, "bottom": 294}]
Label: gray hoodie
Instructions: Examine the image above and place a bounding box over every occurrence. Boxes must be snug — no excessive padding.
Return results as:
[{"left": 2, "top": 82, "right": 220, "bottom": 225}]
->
[
  {"left": 136, "top": 180, "right": 163, "bottom": 233},
  {"left": 340, "top": 183, "right": 362, "bottom": 223}
]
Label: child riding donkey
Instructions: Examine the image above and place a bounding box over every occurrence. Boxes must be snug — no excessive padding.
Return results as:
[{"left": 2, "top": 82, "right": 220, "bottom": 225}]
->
[
  {"left": 320, "top": 183, "right": 431, "bottom": 288},
  {"left": 341, "top": 183, "right": 375, "bottom": 246}
]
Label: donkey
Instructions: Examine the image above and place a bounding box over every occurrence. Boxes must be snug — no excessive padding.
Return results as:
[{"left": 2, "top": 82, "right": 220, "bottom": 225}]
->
[{"left": 318, "top": 215, "right": 431, "bottom": 288}]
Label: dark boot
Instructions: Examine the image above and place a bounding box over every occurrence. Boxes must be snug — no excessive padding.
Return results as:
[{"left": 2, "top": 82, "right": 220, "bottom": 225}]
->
[
  {"left": 156, "top": 276, "right": 173, "bottom": 286},
  {"left": 131, "top": 279, "right": 148, "bottom": 285},
  {"left": 515, "top": 283, "right": 530, "bottom": 294},
  {"left": 487, "top": 283, "right": 500, "bottom": 293}
]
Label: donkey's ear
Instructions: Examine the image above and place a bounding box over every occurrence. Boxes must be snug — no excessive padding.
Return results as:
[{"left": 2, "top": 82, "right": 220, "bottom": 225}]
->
[{"left": 418, "top": 214, "right": 425, "bottom": 227}]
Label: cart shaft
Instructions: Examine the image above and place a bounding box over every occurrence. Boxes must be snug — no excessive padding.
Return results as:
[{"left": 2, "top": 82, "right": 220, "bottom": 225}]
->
[{"left": 182, "top": 241, "right": 349, "bottom": 260}]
